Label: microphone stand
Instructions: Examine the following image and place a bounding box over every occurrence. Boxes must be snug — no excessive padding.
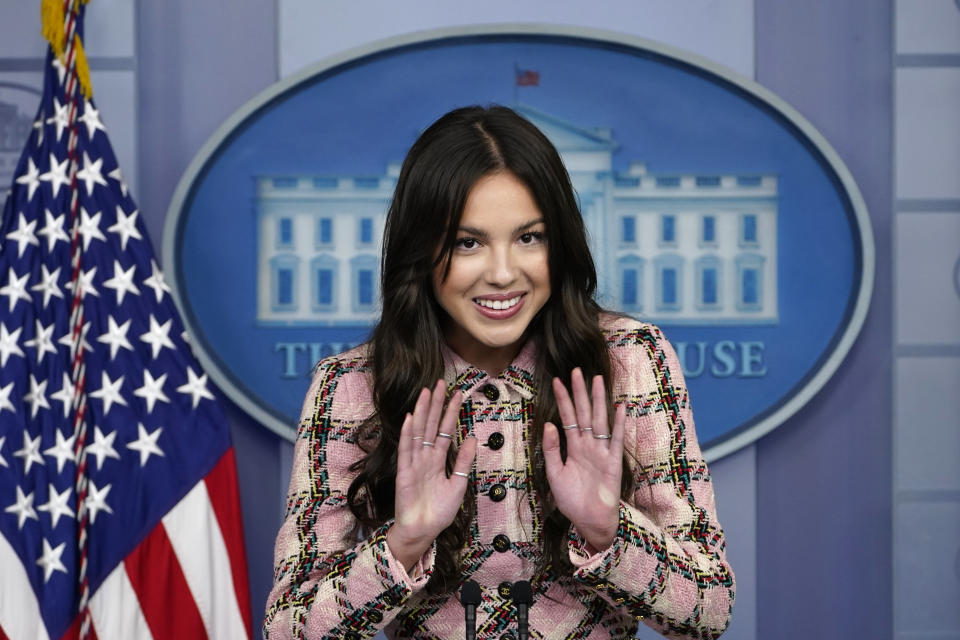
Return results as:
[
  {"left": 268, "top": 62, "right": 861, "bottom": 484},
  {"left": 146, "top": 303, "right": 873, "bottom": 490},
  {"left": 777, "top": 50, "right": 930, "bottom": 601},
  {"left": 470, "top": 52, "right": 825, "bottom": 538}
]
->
[
  {"left": 460, "top": 579, "right": 481, "bottom": 640},
  {"left": 512, "top": 580, "right": 532, "bottom": 640}
]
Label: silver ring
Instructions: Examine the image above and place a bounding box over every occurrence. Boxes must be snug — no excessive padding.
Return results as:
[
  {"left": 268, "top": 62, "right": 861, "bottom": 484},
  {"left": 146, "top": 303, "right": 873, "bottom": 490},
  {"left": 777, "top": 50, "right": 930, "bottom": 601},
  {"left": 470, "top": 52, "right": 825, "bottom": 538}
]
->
[
  {"left": 437, "top": 432, "right": 454, "bottom": 439},
  {"left": 580, "top": 427, "right": 593, "bottom": 432},
  {"left": 561, "top": 424, "right": 579, "bottom": 430},
  {"left": 422, "top": 441, "right": 435, "bottom": 447},
  {"left": 453, "top": 471, "right": 469, "bottom": 478},
  {"left": 412, "top": 436, "right": 424, "bottom": 441},
  {"left": 592, "top": 434, "right": 612, "bottom": 440}
]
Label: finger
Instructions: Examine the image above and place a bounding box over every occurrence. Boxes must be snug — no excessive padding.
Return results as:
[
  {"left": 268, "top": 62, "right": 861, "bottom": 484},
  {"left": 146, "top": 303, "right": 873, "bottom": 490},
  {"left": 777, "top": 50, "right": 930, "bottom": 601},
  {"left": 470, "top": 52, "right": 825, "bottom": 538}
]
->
[
  {"left": 450, "top": 435, "right": 477, "bottom": 486},
  {"left": 397, "top": 412, "right": 413, "bottom": 469},
  {"left": 435, "top": 390, "right": 462, "bottom": 458},
  {"left": 541, "top": 422, "right": 564, "bottom": 486},
  {"left": 552, "top": 377, "right": 582, "bottom": 455},
  {"left": 570, "top": 368, "right": 593, "bottom": 435},
  {"left": 590, "top": 375, "right": 610, "bottom": 439},
  {"left": 410, "top": 387, "right": 430, "bottom": 459},
  {"left": 421, "top": 379, "right": 446, "bottom": 449}
]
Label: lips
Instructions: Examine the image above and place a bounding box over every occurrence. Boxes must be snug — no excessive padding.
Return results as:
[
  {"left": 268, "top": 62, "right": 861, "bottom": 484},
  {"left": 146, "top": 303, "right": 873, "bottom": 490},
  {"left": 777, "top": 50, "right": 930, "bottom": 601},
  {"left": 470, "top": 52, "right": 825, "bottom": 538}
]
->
[{"left": 473, "top": 293, "right": 526, "bottom": 319}]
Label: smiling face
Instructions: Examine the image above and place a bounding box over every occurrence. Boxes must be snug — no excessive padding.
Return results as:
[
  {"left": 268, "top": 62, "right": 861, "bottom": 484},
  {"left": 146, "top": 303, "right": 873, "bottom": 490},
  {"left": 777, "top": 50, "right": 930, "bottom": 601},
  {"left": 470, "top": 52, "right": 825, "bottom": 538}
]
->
[{"left": 433, "top": 171, "right": 551, "bottom": 374}]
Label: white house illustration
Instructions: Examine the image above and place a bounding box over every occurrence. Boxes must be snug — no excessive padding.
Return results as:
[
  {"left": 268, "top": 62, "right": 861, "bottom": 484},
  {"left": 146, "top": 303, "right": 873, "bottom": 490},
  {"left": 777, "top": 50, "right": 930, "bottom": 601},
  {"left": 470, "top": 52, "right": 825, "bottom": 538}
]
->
[{"left": 255, "top": 106, "right": 778, "bottom": 326}]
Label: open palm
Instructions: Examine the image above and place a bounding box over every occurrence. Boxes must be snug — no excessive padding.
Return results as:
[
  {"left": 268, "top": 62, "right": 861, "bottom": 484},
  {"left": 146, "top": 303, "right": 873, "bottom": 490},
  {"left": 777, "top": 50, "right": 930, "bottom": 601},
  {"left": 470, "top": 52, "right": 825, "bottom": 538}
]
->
[{"left": 543, "top": 369, "right": 625, "bottom": 551}]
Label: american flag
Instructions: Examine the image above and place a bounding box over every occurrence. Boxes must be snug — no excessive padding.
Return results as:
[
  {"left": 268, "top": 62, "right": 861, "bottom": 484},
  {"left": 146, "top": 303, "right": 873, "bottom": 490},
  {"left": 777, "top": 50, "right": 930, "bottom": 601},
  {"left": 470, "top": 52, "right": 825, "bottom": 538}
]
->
[
  {"left": 514, "top": 67, "right": 540, "bottom": 87},
  {"left": 0, "top": 3, "right": 251, "bottom": 639}
]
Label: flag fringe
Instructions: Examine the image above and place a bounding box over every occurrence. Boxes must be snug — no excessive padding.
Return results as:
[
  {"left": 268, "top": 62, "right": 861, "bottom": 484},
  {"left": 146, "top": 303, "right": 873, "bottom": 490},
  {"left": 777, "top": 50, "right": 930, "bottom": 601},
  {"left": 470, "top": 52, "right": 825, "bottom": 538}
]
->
[{"left": 41, "top": 0, "right": 94, "bottom": 99}]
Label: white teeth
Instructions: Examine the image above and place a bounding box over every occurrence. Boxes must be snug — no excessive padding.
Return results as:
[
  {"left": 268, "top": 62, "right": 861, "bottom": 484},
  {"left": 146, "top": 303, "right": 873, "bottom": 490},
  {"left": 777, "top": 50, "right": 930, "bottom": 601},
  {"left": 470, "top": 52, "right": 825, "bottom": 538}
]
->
[{"left": 476, "top": 296, "right": 521, "bottom": 310}]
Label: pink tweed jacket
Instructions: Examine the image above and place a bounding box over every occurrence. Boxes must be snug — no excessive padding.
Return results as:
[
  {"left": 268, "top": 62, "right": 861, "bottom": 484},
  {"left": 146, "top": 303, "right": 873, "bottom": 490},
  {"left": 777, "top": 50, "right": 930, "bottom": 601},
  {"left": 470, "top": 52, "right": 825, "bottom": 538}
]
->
[{"left": 264, "top": 316, "right": 734, "bottom": 639}]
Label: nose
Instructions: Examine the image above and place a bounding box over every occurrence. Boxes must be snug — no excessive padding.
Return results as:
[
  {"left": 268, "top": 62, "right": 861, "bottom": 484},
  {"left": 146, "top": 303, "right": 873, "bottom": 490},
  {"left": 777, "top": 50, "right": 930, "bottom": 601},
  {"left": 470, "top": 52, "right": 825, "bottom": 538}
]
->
[{"left": 484, "top": 245, "right": 517, "bottom": 288}]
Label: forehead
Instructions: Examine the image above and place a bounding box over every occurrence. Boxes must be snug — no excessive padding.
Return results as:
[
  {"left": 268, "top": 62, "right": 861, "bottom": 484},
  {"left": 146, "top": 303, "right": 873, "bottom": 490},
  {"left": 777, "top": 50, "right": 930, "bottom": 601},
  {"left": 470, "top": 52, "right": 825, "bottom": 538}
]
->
[{"left": 459, "top": 172, "right": 543, "bottom": 229}]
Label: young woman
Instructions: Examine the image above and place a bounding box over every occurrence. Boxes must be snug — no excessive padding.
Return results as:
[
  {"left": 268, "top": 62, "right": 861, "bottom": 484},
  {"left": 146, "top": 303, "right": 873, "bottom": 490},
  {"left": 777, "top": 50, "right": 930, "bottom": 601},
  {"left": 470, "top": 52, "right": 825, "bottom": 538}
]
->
[{"left": 264, "top": 106, "right": 735, "bottom": 639}]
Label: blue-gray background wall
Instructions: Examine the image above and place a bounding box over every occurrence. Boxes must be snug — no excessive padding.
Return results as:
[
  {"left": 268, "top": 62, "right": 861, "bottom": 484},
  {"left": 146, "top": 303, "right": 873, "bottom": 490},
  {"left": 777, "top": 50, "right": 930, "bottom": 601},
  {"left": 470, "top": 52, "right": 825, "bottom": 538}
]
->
[{"left": 3, "top": 1, "right": 958, "bottom": 638}]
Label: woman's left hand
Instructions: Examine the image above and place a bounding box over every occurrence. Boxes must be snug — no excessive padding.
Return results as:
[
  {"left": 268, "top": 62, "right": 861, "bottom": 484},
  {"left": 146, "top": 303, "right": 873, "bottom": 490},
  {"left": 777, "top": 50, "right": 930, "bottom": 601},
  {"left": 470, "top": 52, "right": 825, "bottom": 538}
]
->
[{"left": 543, "top": 368, "right": 626, "bottom": 552}]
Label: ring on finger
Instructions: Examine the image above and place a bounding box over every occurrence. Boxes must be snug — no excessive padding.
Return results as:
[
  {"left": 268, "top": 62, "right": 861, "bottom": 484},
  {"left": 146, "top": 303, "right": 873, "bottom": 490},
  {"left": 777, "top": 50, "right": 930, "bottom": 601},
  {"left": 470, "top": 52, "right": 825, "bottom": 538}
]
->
[
  {"left": 422, "top": 441, "right": 435, "bottom": 447},
  {"left": 561, "top": 423, "right": 579, "bottom": 430},
  {"left": 412, "top": 436, "right": 424, "bottom": 441},
  {"left": 592, "top": 433, "right": 612, "bottom": 440},
  {"left": 437, "top": 432, "right": 454, "bottom": 439},
  {"left": 580, "top": 426, "right": 593, "bottom": 432},
  {"left": 453, "top": 471, "right": 469, "bottom": 478}
]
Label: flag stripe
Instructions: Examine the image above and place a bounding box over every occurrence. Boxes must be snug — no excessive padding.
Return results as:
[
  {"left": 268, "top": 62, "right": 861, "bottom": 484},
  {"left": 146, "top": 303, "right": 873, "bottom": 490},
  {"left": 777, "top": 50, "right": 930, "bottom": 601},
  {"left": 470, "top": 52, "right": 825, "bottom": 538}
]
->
[
  {"left": 162, "top": 472, "right": 248, "bottom": 640},
  {"left": 88, "top": 563, "right": 152, "bottom": 640},
  {"left": 123, "top": 523, "right": 208, "bottom": 640},
  {"left": 0, "top": 530, "right": 50, "bottom": 640},
  {"left": 203, "top": 448, "right": 253, "bottom": 634}
]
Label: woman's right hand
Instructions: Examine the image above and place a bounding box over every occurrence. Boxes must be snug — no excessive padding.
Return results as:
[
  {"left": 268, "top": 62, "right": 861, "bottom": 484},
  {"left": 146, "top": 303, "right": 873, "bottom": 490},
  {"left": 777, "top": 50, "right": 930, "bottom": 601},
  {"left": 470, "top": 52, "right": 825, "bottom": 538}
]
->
[{"left": 386, "top": 380, "right": 476, "bottom": 572}]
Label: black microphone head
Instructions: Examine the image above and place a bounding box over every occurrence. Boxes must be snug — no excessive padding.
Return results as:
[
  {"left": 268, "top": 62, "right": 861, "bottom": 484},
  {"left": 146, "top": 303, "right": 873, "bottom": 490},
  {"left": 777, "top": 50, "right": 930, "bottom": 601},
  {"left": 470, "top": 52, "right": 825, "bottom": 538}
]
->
[
  {"left": 512, "top": 580, "right": 532, "bottom": 604},
  {"left": 460, "top": 579, "right": 481, "bottom": 606}
]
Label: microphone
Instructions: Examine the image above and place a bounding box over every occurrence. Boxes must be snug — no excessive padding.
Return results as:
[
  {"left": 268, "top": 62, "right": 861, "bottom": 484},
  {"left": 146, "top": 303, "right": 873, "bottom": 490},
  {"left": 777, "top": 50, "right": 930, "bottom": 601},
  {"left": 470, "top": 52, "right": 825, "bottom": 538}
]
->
[
  {"left": 512, "top": 580, "right": 532, "bottom": 640},
  {"left": 460, "top": 579, "right": 481, "bottom": 640}
]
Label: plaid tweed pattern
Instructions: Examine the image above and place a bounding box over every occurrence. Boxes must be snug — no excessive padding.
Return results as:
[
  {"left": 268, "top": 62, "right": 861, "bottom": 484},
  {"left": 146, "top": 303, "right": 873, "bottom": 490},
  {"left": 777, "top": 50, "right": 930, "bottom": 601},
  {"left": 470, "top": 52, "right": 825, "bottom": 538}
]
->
[{"left": 264, "top": 315, "right": 734, "bottom": 639}]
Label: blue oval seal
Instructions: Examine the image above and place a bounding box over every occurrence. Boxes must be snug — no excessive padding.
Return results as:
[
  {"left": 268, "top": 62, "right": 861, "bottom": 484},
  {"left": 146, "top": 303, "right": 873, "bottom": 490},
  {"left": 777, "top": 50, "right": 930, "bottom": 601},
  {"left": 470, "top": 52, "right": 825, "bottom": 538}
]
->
[{"left": 164, "top": 26, "right": 874, "bottom": 460}]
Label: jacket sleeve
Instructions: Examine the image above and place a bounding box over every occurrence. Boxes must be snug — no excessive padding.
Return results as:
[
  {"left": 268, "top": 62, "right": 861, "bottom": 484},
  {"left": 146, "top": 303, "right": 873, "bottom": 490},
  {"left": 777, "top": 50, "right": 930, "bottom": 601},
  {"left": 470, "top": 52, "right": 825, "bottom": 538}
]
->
[
  {"left": 567, "top": 323, "right": 735, "bottom": 639},
  {"left": 263, "top": 357, "right": 436, "bottom": 640}
]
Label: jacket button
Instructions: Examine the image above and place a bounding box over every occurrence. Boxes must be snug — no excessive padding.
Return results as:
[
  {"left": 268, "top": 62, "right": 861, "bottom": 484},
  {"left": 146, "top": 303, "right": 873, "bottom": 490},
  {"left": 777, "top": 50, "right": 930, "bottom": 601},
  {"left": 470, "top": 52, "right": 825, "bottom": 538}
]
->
[
  {"left": 345, "top": 633, "right": 361, "bottom": 640},
  {"left": 498, "top": 581, "right": 512, "bottom": 598},
  {"left": 368, "top": 609, "right": 383, "bottom": 623},
  {"left": 501, "top": 634, "right": 517, "bottom": 640},
  {"left": 489, "top": 483, "right": 507, "bottom": 502},
  {"left": 487, "top": 432, "right": 504, "bottom": 450},
  {"left": 482, "top": 384, "right": 499, "bottom": 401},
  {"left": 492, "top": 534, "right": 511, "bottom": 552}
]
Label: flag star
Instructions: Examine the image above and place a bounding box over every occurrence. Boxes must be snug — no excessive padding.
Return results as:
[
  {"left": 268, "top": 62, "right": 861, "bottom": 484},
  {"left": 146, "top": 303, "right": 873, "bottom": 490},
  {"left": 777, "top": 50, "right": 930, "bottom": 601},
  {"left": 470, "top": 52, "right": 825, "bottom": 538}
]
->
[
  {"left": 24, "top": 319, "right": 58, "bottom": 365},
  {"left": 108, "top": 166, "right": 129, "bottom": 197},
  {"left": 85, "top": 426, "right": 120, "bottom": 471},
  {"left": 76, "top": 152, "right": 108, "bottom": 196},
  {"left": 88, "top": 372, "right": 127, "bottom": 417},
  {"left": 103, "top": 260, "right": 140, "bottom": 304},
  {"left": 46, "top": 97, "right": 70, "bottom": 141},
  {"left": 57, "top": 321, "right": 93, "bottom": 360},
  {"left": 140, "top": 315, "right": 175, "bottom": 359},
  {"left": 4, "top": 486, "right": 38, "bottom": 530},
  {"left": 127, "top": 423, "right": 164, "bottom": 467},
  {"left": 5, "top": 213, "right": 39, "bottom": 258},
  {"left": 79, "top": 100, "right": 106, "bottom": 139},
  {"left": 37, "top": 209, "right": 70, "bottom": 252},
  {"left": 37, "top": 484, "right": 74, "bottom": 528},
  {"left": 0, "top": 323, "right": 25, "bottom": 366},
  {"left": 39, "top": 152, "right": 70, "bottom": 197},
  {"left": 107, "top": 206, "right": 143, "bottom": 251},
  {"left": 83, "top": 480, "right": 113, "bottom": 524},
  {"left": 36, "top": 538, "right": 68, "bottom": 583},
  {"left": 43, "top": 429, "right": 77, "bottom": 474},
  {"left": 15, "top": 157, "right": 42, "bottom": 201},
  {"left": 32, "top": 115, "right": 44, "bottom": 148},
  {"left": 77, "top": 207, "right": 107, "bottom": 251},
  {"left": 23, "top": 374, "right": 51, "bottom": 418},
  {"left": 51, "top": 56, "right": 67, "bottom": 85},
  {"left": 64, "top": 266, "right": 99, "bottom": 300},
  {"left": 49, "top": 372, "right": 76, "bottom": 418},
  {"left": 0, "top": 382, "right": 14, "bottom": 414},
  {"left": 0, "top": 267, "right": 31, "bottom": 312},
  {"left": 134, "top": 370, "right": 170, "bottom": 413},
  {"left": 0, "top": 435, "right": 6, "bottom": 467},
  {"left": 14, "top": 431, "right": 45, "bottom": 474},
  {"left": 30, "top": 265, "right": 64, "bottom": 309},
  {"left": 97, "top": 316, "right": 134, "bottom": 360},
  {"left": 143, "top": 260, "right": 172, "bottom": 302},
  {"left": 177, "top": 367, "right": 215, "bottom": 408}
]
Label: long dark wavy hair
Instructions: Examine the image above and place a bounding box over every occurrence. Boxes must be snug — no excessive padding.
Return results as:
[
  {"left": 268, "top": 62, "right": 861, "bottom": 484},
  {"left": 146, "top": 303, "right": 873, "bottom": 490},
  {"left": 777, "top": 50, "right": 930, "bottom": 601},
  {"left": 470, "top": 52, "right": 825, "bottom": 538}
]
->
[{"left": 346, "top": 105, "right": 634, "bottom": 594}]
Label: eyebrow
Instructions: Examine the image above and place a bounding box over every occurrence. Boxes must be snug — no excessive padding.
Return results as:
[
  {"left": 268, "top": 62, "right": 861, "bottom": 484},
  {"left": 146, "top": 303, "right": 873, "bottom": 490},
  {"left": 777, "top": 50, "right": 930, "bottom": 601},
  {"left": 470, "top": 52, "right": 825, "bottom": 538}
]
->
[{"left": 457, "top": 218, "right": 545, "bottom": 239}]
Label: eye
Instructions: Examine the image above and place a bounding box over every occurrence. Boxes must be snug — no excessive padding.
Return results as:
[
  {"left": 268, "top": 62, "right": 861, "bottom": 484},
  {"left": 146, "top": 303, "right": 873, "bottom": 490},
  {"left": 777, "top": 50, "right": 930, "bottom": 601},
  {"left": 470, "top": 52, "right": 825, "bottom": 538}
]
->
[
  {"left": 455, "top": 237, "right": 479, "bottom": 250},
  {"left": 518, "top": 231, "right": 545, "bottom": 245}
]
